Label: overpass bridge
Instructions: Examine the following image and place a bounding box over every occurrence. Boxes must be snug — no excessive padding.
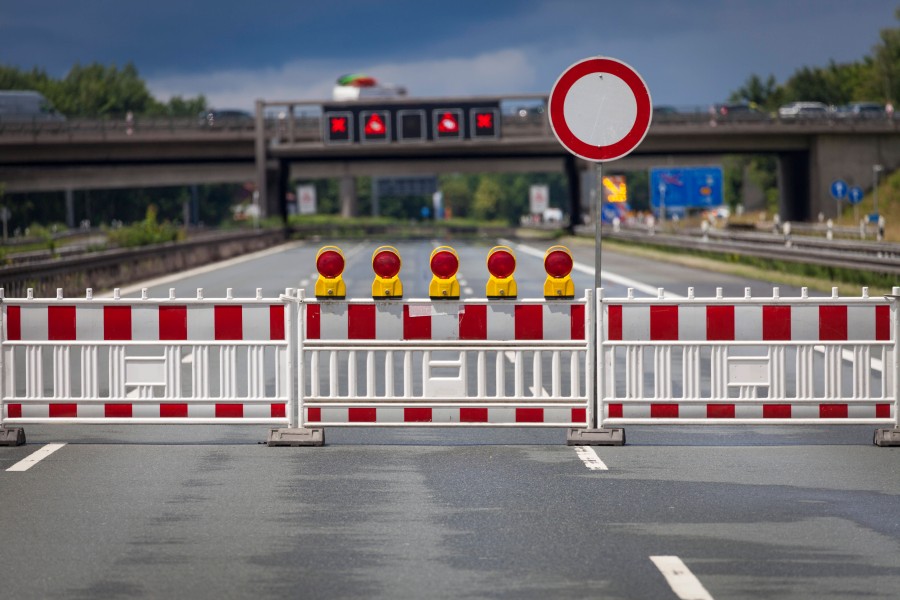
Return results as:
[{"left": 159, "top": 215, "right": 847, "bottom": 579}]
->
[{"left": 0, "top": 95, "right": 897, "bottom": 223}]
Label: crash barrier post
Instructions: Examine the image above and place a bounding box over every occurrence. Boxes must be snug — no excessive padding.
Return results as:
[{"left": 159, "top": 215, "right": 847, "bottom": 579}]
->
[
  {"left": 0, "top": 287, "right": 295, "bottom": 444},
  {"left": 584, "top": 285, "right": 899, "bottom": 446}
]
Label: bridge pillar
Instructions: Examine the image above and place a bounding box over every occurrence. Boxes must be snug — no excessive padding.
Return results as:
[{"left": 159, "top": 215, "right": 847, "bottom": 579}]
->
[
  {"left": 65, "top": 188, "right": 75, "bottom": 228},
  {"left": 777, "top": 151, "right": 810, "bottom": 222},
  {"left": 564, "top": 155, "right": 582, "bottom": 233},
  {"left": 340, "top": 175, "right": 358, "bottom": 218}
]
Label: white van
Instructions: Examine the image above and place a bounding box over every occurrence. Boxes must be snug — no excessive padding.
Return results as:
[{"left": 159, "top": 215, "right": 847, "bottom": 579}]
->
[
  {"left": 0, "top": 90, "right": 66, "bottom": 122},
  {"left": 777, "top": 101, "right": 830, "bottom": 118}
]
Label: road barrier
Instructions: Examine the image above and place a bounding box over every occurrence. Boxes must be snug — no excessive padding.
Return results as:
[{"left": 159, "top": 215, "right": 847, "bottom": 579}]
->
[{"left": 1, "top": 246, "right": 898, "bottom": 447}]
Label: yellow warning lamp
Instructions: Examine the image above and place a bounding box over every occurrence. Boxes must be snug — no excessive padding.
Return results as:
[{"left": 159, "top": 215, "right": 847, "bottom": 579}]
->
[
  {"left": 429, "top": 246, "right": 460, "bottom": 299},
  {"left": 485, "top": 245, "right": 517, "bottom": 299},
  {"left": 543, "top": 245, "right": 575, "bottom": 299},
  {"left": 371, "top": 245, "right": 403, "bottom": 299},
  {"left": 315, "top": 245, "right": 346, "bottom": 299}
]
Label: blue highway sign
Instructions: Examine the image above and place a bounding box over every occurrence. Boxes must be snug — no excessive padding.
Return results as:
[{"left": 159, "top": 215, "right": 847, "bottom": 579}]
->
[
  {"left": 848, "top": 186, "right": 864, "bottom": 205},
  {"left": 830, "top": 179, "right": 848, "bottom": 200}
]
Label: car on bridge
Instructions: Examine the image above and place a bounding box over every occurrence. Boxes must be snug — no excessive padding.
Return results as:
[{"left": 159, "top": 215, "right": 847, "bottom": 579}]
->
[
  {"left": 197, "top": 109, "right": 254, "bottom": 128},
  {"left": 708, "top": 102, "right": 767, "bottom": 120},
  {"left": 778, "top": 101, "right": 831, "bottom": 118},
  {"left": 836, "top": 101, "right": 886, "bottom": 119},
  {"left": 0, "top": 90, "right": 66, "bottom": 122}
]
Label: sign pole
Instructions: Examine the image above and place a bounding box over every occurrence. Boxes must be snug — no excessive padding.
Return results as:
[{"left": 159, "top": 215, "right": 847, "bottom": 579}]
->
[{"left": 594, "top": 162, "right": 602, "bottom": 293}]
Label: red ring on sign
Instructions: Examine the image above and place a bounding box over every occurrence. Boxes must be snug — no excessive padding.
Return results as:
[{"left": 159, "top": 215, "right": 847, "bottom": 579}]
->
[{"left": 549, "top": 57, "right": 652, "bottom": 162}]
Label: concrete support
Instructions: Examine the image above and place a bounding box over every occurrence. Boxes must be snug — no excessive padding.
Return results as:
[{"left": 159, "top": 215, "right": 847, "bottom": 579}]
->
[
  {"left": 777, "top": 151, "right": 810, "bottom": 222},
  {"left": 564, "top": 154, "right": 582, "bottom": 233},
  {"left": 65, "top": 188, "right": 75, "bottom": 228},
  {"left": 340, "top": 175, "right": 358, "bottom": 218}
]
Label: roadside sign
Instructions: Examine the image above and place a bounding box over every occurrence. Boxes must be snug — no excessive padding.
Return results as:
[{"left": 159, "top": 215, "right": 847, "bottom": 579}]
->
[
  {"left": 548, "top": 56, "right": 652, "bottom": 162},
  {"left": 848, "top": 186, "right": 864, "bottom": 205},
  {"left": 297, "top": 184, "right": 317, "bottom": 215},
  {"left": 830, "top": 179, "right": 848, "bottom": 200},
  {"left": 529, "top": 184, "right": 550, "bottom": 215}
]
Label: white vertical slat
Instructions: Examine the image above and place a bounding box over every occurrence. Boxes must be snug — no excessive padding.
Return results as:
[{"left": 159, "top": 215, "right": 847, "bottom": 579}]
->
[
  {"left": 309, "top": 350, "right": 319, "bottom": 398},
  {"left": 328, "top": 351, "right": 338, "bottom": 398},
  {"left": 654, "top": 346, "right": 672, "bottom": 400},
  {"left": 53, "top": 346, "right": 70, "bottom": 399},
  {"left": 551, "top": 351, "right": 561, "bottom": 398},
  {"left": 682, "top": 346, "right": 700, "bottom": 399},
  {"left": 514, "top": 351, "right": 524, "bottom": 398},
  {"left": 495, "top": 352, "right": 505, "bottom": 398},
  {"left": 165, "top": 346, "right": 180, "bottom": 399},
  {"left": 109, "top": 346, "right": 126, "bottom": 398},
  {"left": 81, "top": 346, "right": 99, "bottom": 399},
  {"left": 710, "top": 346, "right": 727, "bottom": 400},
  {"left": 366, "top": 351, "right": 375, "bottom": 399},
  {"left": 384, "top": 351, "right": 394, "bottom": 398},
  {"left": 347, "top": 350, "right": 357, "bottom": 398},
  {"left": 26, "top": 346, "right": 41, "bottom": 399},
  {"left": 769, "top": 346, "right": 785, "bottom": 400},
  {"left": 403, "top": 351, "right": 412, "bottom": 398},
  {"left": 796, "top": 345, "right": 814, "bottom": 399},
  {"left": 532, "top": 351, "right": 542, "bottom": 398},
  {"left": 625, "top": 346, "right": 642, "bottom": 400}
]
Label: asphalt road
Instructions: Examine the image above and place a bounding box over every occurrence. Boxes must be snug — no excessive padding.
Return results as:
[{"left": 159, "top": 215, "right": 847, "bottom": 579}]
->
[{"left": 2, "top": 237, "right": 898, "bottom": 600}]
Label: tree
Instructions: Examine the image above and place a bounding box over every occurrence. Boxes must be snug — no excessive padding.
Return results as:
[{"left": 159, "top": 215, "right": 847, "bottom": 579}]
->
[
  {"left": 472, "top": 176, "right": 504, "bottom": 220},
  {"left": 870, "top": 7, "right": 900, "bottom": 103},
  {"left": 729, "top": 74, "right": 782, "bottom": 110}
]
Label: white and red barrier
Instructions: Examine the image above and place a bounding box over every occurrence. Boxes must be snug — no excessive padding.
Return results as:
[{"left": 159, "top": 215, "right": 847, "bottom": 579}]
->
[
  {"left": 598, "top": 287, "right": 898, "bottom": 427},
  {"left": 1, "top": 288, "right": 293, "bottom": 425}
]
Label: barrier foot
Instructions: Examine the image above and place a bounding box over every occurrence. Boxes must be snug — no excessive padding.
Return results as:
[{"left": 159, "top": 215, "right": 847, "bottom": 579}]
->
[
  {"left": 267, "top": 427, "right": 324, "bottom": 447},
  {"left": 874, "top": 428, "right": 900, "bottom": 447},
  {"left": 0, "top": 427, "right": 26, "bottom": 447},
  {"left": 566, "top": 427, "right": 625, "bottom": 446}
]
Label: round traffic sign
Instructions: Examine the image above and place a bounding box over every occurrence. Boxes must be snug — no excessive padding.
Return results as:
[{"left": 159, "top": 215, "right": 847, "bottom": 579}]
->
[
  {"left": 830, "top": 179, "right": 848, "bottom": 200},
  {"left": 548, "top": 56, "right": 652, "bottom": 162},
  {"left": 848, "top": 186, "right": 864, "bottom": 205}
]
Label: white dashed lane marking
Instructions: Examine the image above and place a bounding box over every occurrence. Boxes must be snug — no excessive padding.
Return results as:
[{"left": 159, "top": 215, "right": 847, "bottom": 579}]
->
[
  {"left": 650, "top": 555, "right": 715, "bottom": 600},
  {"left": 574, "top": 445, "right": 608, "bottom": 470},
  {"left": 7, "top": 443, "right": 66, "bottom": 472}
]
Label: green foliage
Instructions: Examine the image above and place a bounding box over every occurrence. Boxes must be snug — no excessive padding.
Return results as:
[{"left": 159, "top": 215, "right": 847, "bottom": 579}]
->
[
  {"left": 0, "top": 61, "right": 205, "bottom": 117},
  {"left": 106, "top": 204, "right": 183, "bottom": 247}
]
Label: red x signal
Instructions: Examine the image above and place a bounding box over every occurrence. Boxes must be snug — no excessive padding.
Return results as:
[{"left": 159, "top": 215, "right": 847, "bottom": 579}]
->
[
  {"left": 476, "top": 113, "right": 493, "bottom": 128},
  {"left": 330, "top": 117, "right": 347, "bottom": 133}
]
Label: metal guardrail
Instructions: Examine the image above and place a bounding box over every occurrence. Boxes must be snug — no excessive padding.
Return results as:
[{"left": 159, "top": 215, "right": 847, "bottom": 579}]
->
[{"left": 590, "top": 226, "right": 900, "bottom": 276}]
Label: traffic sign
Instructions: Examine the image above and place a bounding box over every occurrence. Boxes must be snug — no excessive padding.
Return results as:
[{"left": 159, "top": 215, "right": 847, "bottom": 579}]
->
[
  {"left": 830, "top": 179, "right": 848, "bottom": 200},
  {"left": 360, "top": 110, "right": 390, "bottom": 142},
  {"left": 848, "top": 186, "right": 864, "bottom": 205},
  {"left": 548, "top": 56, "right": 652, "bottom": 162},
  {"left": 470, "top": 108, "right": 499, "bottom": 138},
  {"left": 324, "top": 111, "right": 353, "bottom": 144},
  {"left": 434, "top": 109, "right": 463, "bottom": 139}
]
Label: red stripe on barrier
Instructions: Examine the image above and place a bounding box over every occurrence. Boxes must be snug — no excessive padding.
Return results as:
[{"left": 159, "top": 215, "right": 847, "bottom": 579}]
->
[
  {"left": 104, "top": 306, "right": 132, "bottom": 340},
  {"left": 875, "top": 305, "right": 890, "bottom": 341},
  {"left": 572, "top": 408, "right": 586, "bottom": 423},
  {"left": 215, "top": 306, "right": 243, "bottom": 340},
  {"left": 348, "top": 304, "right": 376, "bottom": 339},
  {"left": 762, "top": 306, "right": 791, "bottom": 341},
  {"left": 48, "top": 306, "right": 76, "bottom": 340},
  {"left": 459, "top": 305, "right": 487, "bottom": 340},
  {"left": 650, "top": 403, "right": 678, "bottom": 418},
  {"left": 160, "top": 404, "right": 188, "bottom": 418},
  {"left": 105, "top": 403, "right": 132, "bottom": 418},
  {"left": 819, "top": 306, "right": 848, "bottom": 341},
  {"left": 349, "top": 407, "right": 377, "bottom": 422},
  {"left": 159, "top": 306, "right": 187, "bottom": 340},
  {"left": 607, "top": 305, "right": 622, "bottom": 340},
  {"left": 707, "top": 403, "right": 735, "bottom": 418},
  {"left": 307, "top": 407, "right": 321, "bottom": 422},
  {"left": 515, "top": 305, "right": 543, "bottom": 340},
  {"left": 271, "top": 403, "right": 286, "bottom": 418},
  {"left": 516, "top": 407, "right": 544, "bottom": 422},
  {"left": 404, "top": 407, "right": 432, "bottom": 422},
  {"left": 215, "top": 404, "right": 243, "bottom": 418},
  {"left": 706, "top": 306, "right": 735, "bottom": 341},
  {"left": 607, "top": 403, "right": 623, "bottom": 418},
  {"left": 49, "top": 403, "right": 77, "bottom": 418},
  {"left": 876, "top": 404, "right": 891, "bottom": 418},
  {"left": 460, "top": 407, "right": 488, "bottom": 422},
  {"left": 570, "top": 304, "right": 585, "bottom": 340},
  {"left": 403, "top": 305, "right": 432, "bottom": 340},
  {"left": 270, "top": 305, "right": 285, "bottom": 340},
  {"left": 820, "top": 404, "right": 848, "bottom": 418},
  {"left": 7, "top": 404, "right": 22, "bottom": 418},
  {"left": 6, "top": 305, "right": 21, "bottom": 340},
  {"left": 650, "top": 306, "right": 678, "bottom": 340},
  {"left": 763, "top": 404, "right": 791, "bottom": 418},
  {"left": 306, "top": 304, "right": 320, "bottom": 339}
]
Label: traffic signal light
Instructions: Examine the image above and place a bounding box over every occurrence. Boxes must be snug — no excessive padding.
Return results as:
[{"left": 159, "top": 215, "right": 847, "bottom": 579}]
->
[
  {"left": 471, "top": 108, "right": 499, "bottom": 138},
  {"left": 360, "top": 110, "right": 390, "bottom": 143},
  {"left": 434, "top": 109, "right": 463, "bottom": 140},
  {"left": 324, "top": 112, "right": 353, "bottom": 144},
  {"left": 397, "top": 109, "right": 426, "bottom": 142}
]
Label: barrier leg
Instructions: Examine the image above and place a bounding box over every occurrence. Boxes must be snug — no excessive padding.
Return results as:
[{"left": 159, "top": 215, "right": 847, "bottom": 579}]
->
[
  {"left": 268, "top": 289, "right": 324, "bottom": 447},
  {"left": 874, "top": 289, "right": 900, "bottom": 447},
  {"left": 0, "top": 427, "right": 26, "bottom": 447},
  {"left": 566, "top": 289, "right": 625, "bottom": 446}
]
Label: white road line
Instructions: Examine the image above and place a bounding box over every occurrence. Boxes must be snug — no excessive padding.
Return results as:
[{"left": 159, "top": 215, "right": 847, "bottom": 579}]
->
[
  {"left": 574, "top": 446, "right": 608, "bottom": 470},
  {"left": 7, "top": 443, "right": 66, "bottom": 472},
  {"left": 650, "top": 556, "right": 715, "bottom": 600}
]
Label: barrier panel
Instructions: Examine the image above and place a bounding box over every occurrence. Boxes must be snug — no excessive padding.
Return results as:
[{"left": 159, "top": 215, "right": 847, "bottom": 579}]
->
[
  {"left": 298, "top": 292, "right": 591, "bottom": 428},
  {"left": 598, "top": 287, "right": 898, "bottom": 430},
  {"left": 1, "top": 288, "right": 294, "bottom": 427}
]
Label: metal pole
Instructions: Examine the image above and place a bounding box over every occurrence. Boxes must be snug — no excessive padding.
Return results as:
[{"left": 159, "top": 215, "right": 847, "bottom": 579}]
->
[
  {"left": 873, "top": 164, "right": 883, "bottom": 216},
  {"left": 594, "top": 162, "right": 602, "bottom": 292}
]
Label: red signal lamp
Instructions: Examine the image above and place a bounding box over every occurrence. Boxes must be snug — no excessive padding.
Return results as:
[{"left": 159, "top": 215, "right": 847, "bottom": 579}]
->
[
  {"left": 429, "top": 246, "right": 460, "bottom": 299},
  {"left": 543, "top": 245, "right": 575, "bottom": 299},
  {"left": 371, "top": 245, "right": 403, "bottom": 299},
  {"left": 485, "top": 246, "right": 517, "bottom": 299},
  {"left": 315, "top": 246, "right": 346, "bottom": 299}
]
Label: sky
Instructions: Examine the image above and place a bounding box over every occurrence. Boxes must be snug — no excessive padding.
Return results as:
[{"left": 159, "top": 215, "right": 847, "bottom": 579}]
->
[{"left": 1, "top": 0, "right": 897, "bottom": 110}]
